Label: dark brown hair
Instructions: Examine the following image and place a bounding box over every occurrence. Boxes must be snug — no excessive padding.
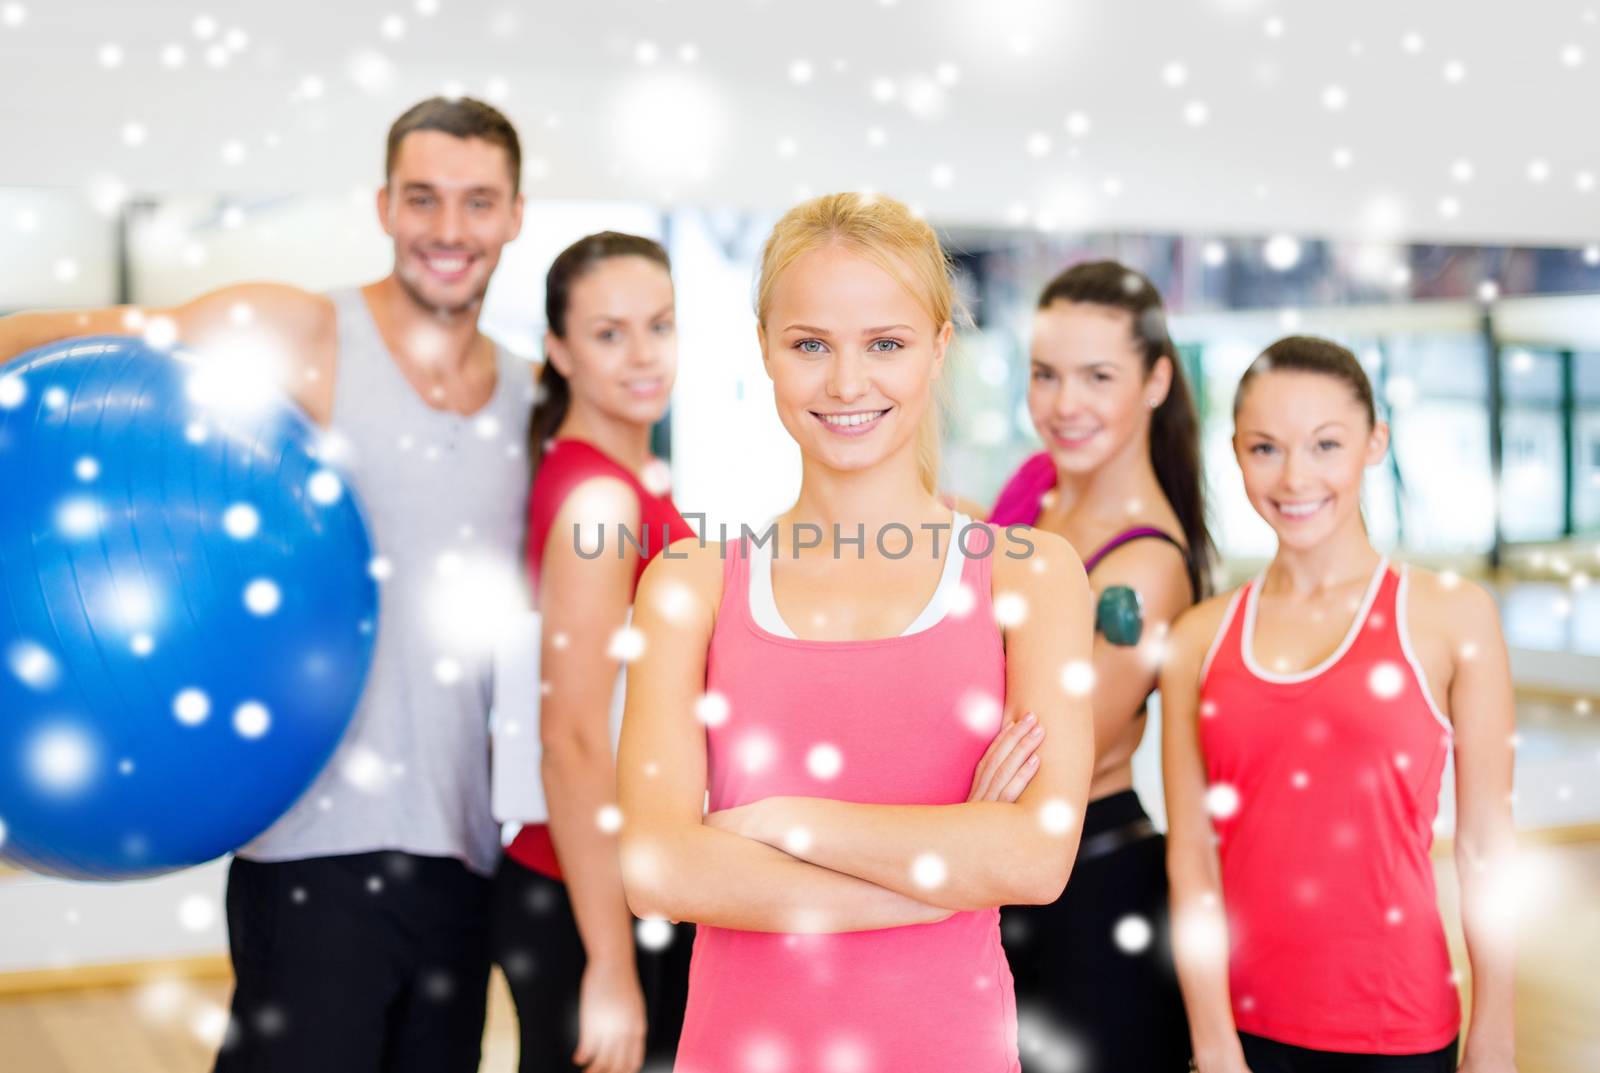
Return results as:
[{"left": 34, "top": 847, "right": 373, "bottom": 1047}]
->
[
  {"left": 528, "top": 232, "right": 673, "bottom": 470},
  {"left": 1234, "top": 335, "right": 1377, "bottom": 427},
  {"left": 1037, "top": 260, "right": 1214, "bottom": 599},
  {"left": 385, "top": 97, "right": 522, "bottom": 191}
]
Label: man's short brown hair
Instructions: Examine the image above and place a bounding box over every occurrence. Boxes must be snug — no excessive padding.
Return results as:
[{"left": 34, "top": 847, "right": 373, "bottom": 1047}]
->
[{"left": 385, "top": 97, "right": 522, "bottom": 192}]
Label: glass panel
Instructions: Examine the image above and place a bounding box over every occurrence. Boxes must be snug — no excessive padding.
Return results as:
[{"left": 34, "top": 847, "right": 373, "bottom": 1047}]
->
[{"left": 1500, "top": 409, "right": 1566, "bottom": 541}]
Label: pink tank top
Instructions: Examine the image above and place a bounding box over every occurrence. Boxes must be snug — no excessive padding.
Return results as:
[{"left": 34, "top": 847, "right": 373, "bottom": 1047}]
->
[
  {"left": 674, "top": 529, "right": 1020, "bottom": 1073},
  {"left": 1198, "top": 562, "right": 1460, "bottom": 1054}
]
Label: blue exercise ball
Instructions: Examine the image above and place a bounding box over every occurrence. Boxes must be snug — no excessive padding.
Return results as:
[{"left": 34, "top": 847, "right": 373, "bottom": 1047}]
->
[{"left": 0, "top": 335, "right": 377, "bottom": 880}]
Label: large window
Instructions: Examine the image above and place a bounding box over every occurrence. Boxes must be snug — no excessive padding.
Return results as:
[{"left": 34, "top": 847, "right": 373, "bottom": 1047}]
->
[
  {"left": 1382, "top": 335, "right": 1495, "bottom": 552},
  {"left": 1500, "top": 348, "right": 1568, "bottom": 542}
]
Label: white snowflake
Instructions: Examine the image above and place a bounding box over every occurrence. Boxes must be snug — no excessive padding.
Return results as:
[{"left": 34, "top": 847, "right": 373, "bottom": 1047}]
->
[
  {"left": 805, "top": 743, "right": 843, "bottom": 780},
  {"left": 222, "top": 503, "right": 260, "bottom": 540},
  {"left": 178, "top": 895, "right": 217, "bottom": 932},
  {"left": 28, "top": 723, "right": 97, "bottom": 793},
  {"left": 1113, "top": 914, "right": 1153, "bottom": 953},
  {"left": 1205, "top": 782, "right": 1240, "bottom": 819},
  {"left": 234, "top": 702, "right": 271, "bottom": 739},
  {"left": 1038, "top": 799, "right": 1074, "bottom": 836},
  {"left": 173, "top": 689, "right": 211, "bottom": 726},
  {"left": 911, "top": 852, "right": 947, "bottom": 889},
  {"left": 7, "top": 640, "right": 60, "bottom": 690},
  {"left": 243, "top": 578, "right": 281, "bottom": 616}
]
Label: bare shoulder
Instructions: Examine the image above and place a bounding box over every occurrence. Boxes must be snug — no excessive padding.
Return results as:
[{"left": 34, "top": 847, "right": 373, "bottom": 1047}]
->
[
  {"left": 550, "top": 475, "right": 642, "bottom": 529},
  {"left": 992, "top": 524, "right": 1087, "bottom": 597},
  {"left": 1089, "top": 537, "right": 1193, "bottom": 606},
  {"left": 635, "top": 535, "right": 728, "bottom": 630},
  {"left": 1168, "top": 588, "right": 1240, "bottom": 665},
  {"left": 1401, "top": 565, "right": 1502, "bottom": 642},
  {"left": 183, "top": 282, "right": 333, "bottom": 340}
]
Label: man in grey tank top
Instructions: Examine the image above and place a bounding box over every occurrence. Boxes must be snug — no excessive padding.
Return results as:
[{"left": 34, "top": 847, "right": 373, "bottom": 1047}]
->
[{"left": 0, "top": 97, "right": 533, "bottom": 1073}]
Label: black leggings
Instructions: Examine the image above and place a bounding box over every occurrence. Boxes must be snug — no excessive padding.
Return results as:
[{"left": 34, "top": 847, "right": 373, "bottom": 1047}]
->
[
  {"left": 488, "top": 856, "right": 693, "bottom": 1073},
  {"left": 215, "top": 852, "right": 491, "bottom": 1073},
  {"left": 1240, "top": 1033, "right": 1459, "bottom": 1072},
  {"left": 1001, "top": 790, "right": 1192, "bottom": 1073}
]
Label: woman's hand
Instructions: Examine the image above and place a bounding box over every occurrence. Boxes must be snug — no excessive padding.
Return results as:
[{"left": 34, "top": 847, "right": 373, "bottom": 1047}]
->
[
  {"left": 572, "top": 956, "right": 647, "bottom": 1073},
  {"left": 968, "top": 711, "right": 1044, "bottom": 803}
]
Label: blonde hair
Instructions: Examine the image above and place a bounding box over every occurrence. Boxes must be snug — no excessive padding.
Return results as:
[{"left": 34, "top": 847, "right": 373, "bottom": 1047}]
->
[{"left": 755, "top": 192, "right": 957, "bottom": 495}]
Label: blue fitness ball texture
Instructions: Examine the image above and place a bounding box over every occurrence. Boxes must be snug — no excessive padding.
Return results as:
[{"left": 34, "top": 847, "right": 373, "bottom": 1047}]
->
[{"left": 0, "top": 335, "right": 377, "bottom": 880}]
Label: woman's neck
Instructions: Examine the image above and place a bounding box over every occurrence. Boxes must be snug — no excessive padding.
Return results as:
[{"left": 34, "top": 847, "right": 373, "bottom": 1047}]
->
[
  {"left": 1050, "top": 428, "right": 1166, "bottom": 530},
  {"left": 785, "top": 451, "right": 946, "bottom": 539},
  {"left": 555, "top": 404, "right": 654, "bottom": 475},
  {"left": 1264, "top": 518, "right": 1381, "bottom": 597}
]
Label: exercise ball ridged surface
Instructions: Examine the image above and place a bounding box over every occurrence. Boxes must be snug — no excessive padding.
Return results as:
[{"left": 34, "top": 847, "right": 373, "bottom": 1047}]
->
[{"left": 0, "top": 335, "right": 377, "bottom": 880}]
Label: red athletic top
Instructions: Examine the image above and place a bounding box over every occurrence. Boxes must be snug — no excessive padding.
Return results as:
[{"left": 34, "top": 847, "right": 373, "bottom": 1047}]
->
[
  {"left": 505, "top": 438, "right": 696, "bottom": 879},
  {"left": 1197, "top": 560, "right": 1460, "bottom": 1054}
]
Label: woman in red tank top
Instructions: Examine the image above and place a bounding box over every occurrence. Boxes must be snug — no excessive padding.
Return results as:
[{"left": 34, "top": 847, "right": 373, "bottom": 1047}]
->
[
  {"left": 1162, "top": 337, "right": 1518, "bottom": 1073},
  {"left": 489, "top": 232, "right": 696, "bottom": 1073}
]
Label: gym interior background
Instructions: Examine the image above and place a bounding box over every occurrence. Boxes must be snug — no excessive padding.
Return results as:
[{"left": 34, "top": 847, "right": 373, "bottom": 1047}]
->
[{"left": 1, "top": 1, "right": 1597, "bottom": 1070}]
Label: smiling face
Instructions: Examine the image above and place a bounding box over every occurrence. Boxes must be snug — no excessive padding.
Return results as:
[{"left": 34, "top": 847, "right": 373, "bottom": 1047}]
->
[
  {"left": 1233, "top": 370, "right": 1389, "bottom": 550},
  {"left": 1028, "top": 300, "right": 1170, "bottom": 475},
  {"left": 378, "top": 130, "right": 524, "bottom": 315},
  {"left": 759, "top": 243, "right": 951, "bottom": 479},
  {"left": 547, "top": 254, "right": 678, "bottom": 426}
]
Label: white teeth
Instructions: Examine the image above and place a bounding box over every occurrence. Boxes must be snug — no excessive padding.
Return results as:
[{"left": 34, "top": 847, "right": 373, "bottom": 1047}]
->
[
  {"left": 427, "top": 256, "right": 467, "bottom": 272},
  {"left": 821, "top": 409, "right": 888, "bottom": 427},
  {"left": 624, "top": 379, "right": 661, "bottom": 391},
  {"left": 1278, "top": 499, "right": 1327, "bottom": 518}
]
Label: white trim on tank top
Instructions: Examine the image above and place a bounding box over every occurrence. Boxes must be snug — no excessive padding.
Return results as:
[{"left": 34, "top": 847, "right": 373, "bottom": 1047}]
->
[
  {"left": 1240, "top": 556, "right": 1389, "bottom": 684},
  {"left": 1198, "top": 586, "right": 1248, "bottom": 687},
  {"left": 1394, "top": 564, "right": 1456, "bottom": 738},
  {"left": 748, "top": 512, "right": 973, "bottom": 640}
]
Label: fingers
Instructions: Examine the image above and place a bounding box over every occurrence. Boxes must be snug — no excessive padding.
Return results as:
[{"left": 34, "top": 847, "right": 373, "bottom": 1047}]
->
[
  {"left": 969, "top": 712, "right": 1038, "bottom": 801},
  {"left": 598, "top": 1036, "right": 627, "bottom": 1073},
  {"left": 576, "top": 1026, "right": 645, "bottom": 1073},
  {"left": 997, "top": 751, "right": 1042, "bottom": 802},
  {"left": 622, "top": 1031, "right": 646, "bottom": 1073},
  {"left": 572, "top": 1030, "right": 595, "bottom": 1069},
  {"left": 984, "top": 718, "right": 1044, "bottom": 802},
  {"left": 584, "top": 1035, "right": 620, "bottom": 1073},
  {"left": 972, "top": 713, "right": 1036, "bottom": 796}
]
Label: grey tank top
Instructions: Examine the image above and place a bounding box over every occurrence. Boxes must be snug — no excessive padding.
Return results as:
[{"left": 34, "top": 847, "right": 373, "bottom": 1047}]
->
[{"left": 240, "top": 288, "right": 533, "bottom": 875}]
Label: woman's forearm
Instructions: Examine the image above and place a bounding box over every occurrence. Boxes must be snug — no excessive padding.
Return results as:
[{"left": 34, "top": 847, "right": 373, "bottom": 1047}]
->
[
  {"left": 1168, "top": 869, "right": 1246, "bottom": 1065},
  {"left": 1457, "top": 827, "right": 1518, "bottom": 1061},
  {"left": 722, "top": 796, "right": 1076, "bottom": 911},
  {"left": 542, "top": 742, "right": 638, "bottom": 965},
  {"left": 621, "top": 823, "right": 953, "bottom": 933}
]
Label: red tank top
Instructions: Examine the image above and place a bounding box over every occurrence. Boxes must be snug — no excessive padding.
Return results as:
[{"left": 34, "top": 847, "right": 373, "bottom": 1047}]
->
[
  {"left": 505, "top": 438, "right": 696, "bottom": 879},
  {"left": 1197, "top": 560, "right": 1460, "bottom": 1054}
]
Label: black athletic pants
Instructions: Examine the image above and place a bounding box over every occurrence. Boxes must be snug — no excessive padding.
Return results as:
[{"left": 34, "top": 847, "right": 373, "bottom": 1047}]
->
[
  {"left": 1240, "top": 1033, "right": 1459, "bottom": 1072},
  {"left": 214, "top": 851, "right": 492, "bottom": 1073},
  {"left": 1002, "top": 789, "right": 1193, "bottom": 1073}
]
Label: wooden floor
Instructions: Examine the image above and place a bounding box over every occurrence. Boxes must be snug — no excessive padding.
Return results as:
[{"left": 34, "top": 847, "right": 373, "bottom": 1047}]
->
[{"left": 2, "top": 842, "right": 1597, "bottom": 1072}]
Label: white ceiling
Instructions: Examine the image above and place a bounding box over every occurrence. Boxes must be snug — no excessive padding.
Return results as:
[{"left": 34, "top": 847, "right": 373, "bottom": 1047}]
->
[{"left": 0, "top": 0, "right": 1596, "bottom": 245}]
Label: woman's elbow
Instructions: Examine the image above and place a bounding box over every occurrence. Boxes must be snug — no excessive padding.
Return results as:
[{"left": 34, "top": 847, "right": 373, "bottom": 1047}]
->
[
  {"left": 1007, "top": 844, "right": 1074, "bottom": 906},
  {"left": 618, "top": 827, "right": 684, "bottom": 919},
  {"left": 540, "top": 725, "right": 613, "bottom": 772}
]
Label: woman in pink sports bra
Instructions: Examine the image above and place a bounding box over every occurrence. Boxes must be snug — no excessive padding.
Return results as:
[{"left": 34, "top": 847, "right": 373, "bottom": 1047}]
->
[
  {"left": 978, "top": 261, "right": 1211, "bottom": 1072},
  {"left": 616, "top": 192, "right": 1096, "bottom": 1073},
  {"left": 1162, "top": 337, "right": 1517, "bottom": 1073}
]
